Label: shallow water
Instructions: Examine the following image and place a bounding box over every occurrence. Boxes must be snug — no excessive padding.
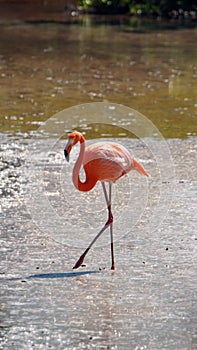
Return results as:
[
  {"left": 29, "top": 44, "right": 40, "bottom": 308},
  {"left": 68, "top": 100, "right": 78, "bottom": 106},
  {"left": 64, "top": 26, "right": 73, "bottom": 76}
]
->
[
  {"left": 1, "top": 130, "right": 197, "bottom": 349},
  {"left": 0, "top": 12, "right": 197, "bottom": 350}
]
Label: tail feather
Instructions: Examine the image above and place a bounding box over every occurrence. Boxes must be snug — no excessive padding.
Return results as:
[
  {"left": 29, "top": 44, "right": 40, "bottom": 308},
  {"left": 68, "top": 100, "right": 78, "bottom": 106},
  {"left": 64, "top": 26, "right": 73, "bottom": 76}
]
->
[{"left": 133, "top": 158, "right": 149, "bottom": 177}]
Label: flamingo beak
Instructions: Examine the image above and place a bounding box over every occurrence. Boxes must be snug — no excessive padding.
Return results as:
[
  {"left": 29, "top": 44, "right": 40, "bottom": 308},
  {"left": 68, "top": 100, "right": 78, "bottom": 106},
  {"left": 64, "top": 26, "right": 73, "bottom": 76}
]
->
[
  {"left": 64, "top": 138, "right": 73, "bottom": 162},
  {"left": 64, "top": 149, "right": 69, "bottom": 162}
]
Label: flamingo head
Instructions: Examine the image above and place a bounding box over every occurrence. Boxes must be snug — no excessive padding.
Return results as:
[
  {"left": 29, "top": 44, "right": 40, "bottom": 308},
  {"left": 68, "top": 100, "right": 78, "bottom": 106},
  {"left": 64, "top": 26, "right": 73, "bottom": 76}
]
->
[{"left": 64, "top": 131, "right": 84, "bottom": 162}]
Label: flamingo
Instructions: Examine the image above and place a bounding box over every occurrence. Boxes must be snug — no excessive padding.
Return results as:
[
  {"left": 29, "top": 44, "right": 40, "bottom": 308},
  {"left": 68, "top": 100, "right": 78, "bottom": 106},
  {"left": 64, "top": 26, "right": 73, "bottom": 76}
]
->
[{"left": 64, "top": 131, "right": 148, "bottom": 270}]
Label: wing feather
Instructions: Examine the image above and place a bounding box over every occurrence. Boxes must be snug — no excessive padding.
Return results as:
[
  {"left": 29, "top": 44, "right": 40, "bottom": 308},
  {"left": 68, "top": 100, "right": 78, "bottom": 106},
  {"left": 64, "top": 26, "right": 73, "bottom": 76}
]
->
[{"left": 83, "top": 142, "right": 133, "bottom": 172}]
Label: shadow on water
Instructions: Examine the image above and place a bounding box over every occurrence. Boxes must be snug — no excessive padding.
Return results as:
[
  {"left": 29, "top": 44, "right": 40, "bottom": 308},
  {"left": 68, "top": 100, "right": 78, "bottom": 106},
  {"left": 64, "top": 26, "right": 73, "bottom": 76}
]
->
[
  {"left": 6, "top": 270, "right": 100, "bottom": 282},
  {"left": 24, "top": 16, "right": 197, "bottom": 31}
]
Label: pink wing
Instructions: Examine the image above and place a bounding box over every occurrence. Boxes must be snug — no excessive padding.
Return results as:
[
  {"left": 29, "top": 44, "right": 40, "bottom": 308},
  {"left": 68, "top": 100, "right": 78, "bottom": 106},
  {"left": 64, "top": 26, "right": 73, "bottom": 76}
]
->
[{"left": 83, "top": 142, "right": 133, "bottom": 182}]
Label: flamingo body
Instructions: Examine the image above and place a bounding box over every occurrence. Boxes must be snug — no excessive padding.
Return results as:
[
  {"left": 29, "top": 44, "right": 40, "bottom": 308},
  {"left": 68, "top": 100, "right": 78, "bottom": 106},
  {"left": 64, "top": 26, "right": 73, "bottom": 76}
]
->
[
  {"left": 64, "top": 131, "right": 148, "bottom": 270},
  {"left": 83, "top": 142, "right": 133, "bottom": 184}
]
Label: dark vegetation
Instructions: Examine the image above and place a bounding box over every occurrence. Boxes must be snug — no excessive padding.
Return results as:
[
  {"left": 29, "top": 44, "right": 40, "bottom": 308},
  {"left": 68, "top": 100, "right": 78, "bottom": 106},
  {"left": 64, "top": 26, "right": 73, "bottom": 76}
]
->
[{"left": 78, "top": 0, "right": 197, "bottom": 17}]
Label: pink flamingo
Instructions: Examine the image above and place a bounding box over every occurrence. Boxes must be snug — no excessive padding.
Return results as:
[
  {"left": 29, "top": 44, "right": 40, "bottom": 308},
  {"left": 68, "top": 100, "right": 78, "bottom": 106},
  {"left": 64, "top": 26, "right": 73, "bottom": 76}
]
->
[{"left": 64, "top": 131, "right": 148, "bottom": 270}]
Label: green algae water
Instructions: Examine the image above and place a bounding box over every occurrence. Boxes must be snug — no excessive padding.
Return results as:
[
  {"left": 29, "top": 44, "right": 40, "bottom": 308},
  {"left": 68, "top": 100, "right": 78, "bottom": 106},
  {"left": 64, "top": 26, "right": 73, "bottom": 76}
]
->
[{"left": 0, "top": 17, "right": 196, "bottom": 138}]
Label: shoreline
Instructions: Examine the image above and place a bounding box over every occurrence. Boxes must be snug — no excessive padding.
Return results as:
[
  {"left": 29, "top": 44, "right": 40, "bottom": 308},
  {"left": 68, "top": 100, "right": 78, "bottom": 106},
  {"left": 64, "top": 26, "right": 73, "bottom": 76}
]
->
[{"left": 0, "top": 1, "right": 196, "bottom": 26}]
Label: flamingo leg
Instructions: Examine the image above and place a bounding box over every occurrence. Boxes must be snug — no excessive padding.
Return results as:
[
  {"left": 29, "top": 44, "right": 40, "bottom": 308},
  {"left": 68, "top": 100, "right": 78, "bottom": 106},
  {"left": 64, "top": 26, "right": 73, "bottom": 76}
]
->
[
  {"left": 72, "top": 182, "right": 115, "bottom": 270},
  {"left": 101, "top": 181, "right": 110, "bottom": 206},
  {"left": 108, "top": 183, "right": 115, "bottom": 270}
]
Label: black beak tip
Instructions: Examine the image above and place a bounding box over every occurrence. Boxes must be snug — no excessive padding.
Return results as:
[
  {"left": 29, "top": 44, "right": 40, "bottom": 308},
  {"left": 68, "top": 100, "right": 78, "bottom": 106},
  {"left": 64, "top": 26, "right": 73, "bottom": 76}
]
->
[{"left": 64, "top": 149, "right": 69, "bottom": 161}]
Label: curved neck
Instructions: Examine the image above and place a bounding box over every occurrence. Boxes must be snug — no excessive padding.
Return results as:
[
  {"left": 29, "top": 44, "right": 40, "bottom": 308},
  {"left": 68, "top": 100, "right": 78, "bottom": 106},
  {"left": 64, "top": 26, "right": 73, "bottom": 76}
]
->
[{"left": 72, "top": 138, "right": 96, "bottom": 192}]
